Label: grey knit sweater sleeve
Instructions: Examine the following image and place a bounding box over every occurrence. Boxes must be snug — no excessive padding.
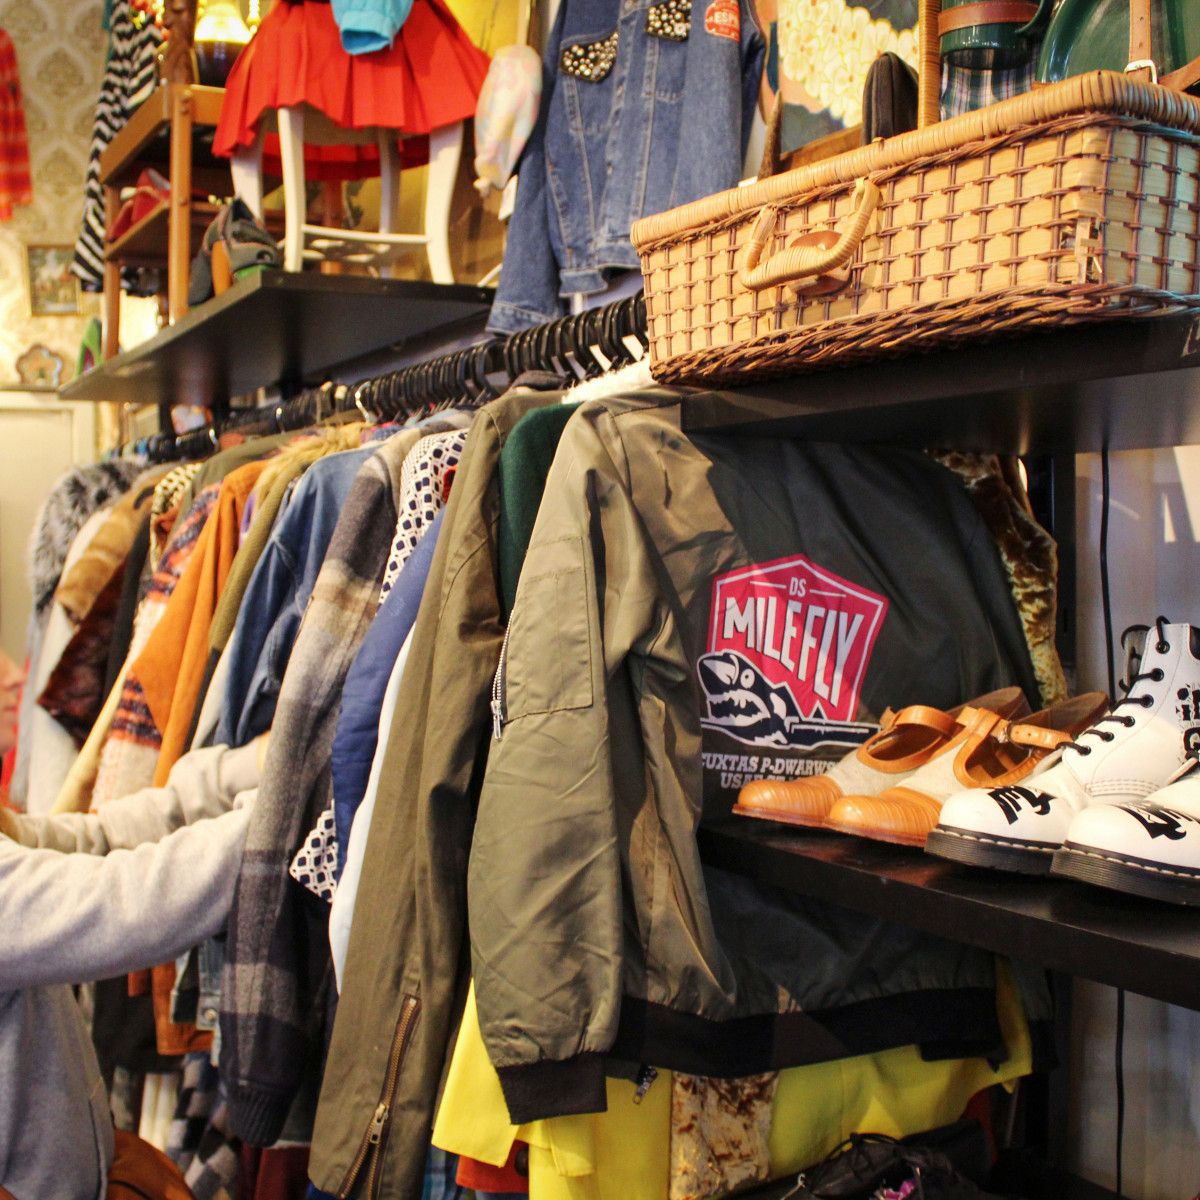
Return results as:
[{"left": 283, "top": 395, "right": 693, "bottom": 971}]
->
[
  {"left": 9, "top": 742, "right": 261, "bottom": 855},
  {"left": 0, "top": 799, "right": 255, "bottom": 991}
]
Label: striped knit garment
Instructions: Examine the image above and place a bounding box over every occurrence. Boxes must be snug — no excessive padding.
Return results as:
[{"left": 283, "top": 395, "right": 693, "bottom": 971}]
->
[
  {"left": 149, "top": 462, "right": 202, "bottom": 572},
  {"left": 72, "top": 0, "right": 161, "bottom": 290},
  {"left": 0, "top": 29, "right": 31, "bottom": 220},
  {"left": 92, "top": 484, "right": 219, "bottom": 807}
]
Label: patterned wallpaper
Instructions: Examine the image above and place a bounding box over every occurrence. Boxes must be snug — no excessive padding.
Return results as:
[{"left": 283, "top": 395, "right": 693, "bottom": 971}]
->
[{"left": 0, "top": 0, "right": 106, "bottom": 381}]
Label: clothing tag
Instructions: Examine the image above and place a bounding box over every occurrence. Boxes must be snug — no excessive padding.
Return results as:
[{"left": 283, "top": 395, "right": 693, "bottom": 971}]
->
[
  {"left": 621, "top": 334, "right": 646, "bottom": 360},
  {"left": 704, "top": 0, "right": 740, "bottom": 40},
  {"left": 499, "top": 175, "right": 519, "bottom": 222}
]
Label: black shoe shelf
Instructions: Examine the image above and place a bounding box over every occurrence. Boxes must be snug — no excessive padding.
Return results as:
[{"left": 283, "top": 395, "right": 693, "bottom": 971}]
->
[
  {"left": 685, "top": 308, "right": 1200, "bottom": 1200},
  {"left": 682, "top": 309, "right": 1200, "bottom": 1011}
]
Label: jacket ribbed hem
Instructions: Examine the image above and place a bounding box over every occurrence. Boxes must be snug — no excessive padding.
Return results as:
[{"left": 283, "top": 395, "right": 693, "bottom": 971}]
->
[
  {"left": 497, "top": 1052, "right": 606, "bottom": 1124},
  {"left": 228, "top": 1086, "right": 291, "bottom": 1147},
  {"left": 612, "top": 988, "right": 1005, "bottom": 1078},
  {"left": 492, "top": 987, "right": 1005, "bottom": 1126}
]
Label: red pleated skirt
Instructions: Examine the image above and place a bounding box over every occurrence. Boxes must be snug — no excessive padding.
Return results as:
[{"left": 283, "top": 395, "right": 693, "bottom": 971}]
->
[{"left": 213, "top": 0, "right": 490, "bottom": 180}]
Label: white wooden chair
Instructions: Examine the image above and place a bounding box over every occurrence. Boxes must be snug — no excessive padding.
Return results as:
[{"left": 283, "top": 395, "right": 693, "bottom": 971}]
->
[{"left": 230, "top": 105, "right": 462, "bottom": 282}]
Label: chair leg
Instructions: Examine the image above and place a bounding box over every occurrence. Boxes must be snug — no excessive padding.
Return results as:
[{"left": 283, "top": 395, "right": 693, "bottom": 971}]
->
[
  {"left": 278, "top": 106, "right": 307, "bottom": 271},
  {"left": 230, "top": 123, "right": 266, "bottom": 219},
  {"left": 424, "top": 121, "right": 462, "bottom": 284},
  {"left": 377, "top": 129, "right": 401, "bottom": 279},
  {"left": 167, "top": 83, "right": 194, "bottom": 322},
  {"left": 102, "top": 183, "right": 122, "bottom": 359}
]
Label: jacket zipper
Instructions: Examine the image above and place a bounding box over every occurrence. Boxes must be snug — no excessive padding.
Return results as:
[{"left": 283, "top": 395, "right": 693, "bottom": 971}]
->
[
  {"left": 632, "top": 1064, "right": 658, "bottom": 1104},
  {"left": 491, "top": 625, "right": 512, "bottom": 740},
  {"left": 336, "top": 995, "right": 421, "bottom": 1199}
]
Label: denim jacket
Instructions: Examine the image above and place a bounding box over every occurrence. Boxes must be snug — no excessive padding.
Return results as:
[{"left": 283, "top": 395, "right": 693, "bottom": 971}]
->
[
  {"left": 216, "top": 446, "right": 375, "bottom": 748},
  {"left": 488, "top": 0, "right": 764, "bottom": 333}
]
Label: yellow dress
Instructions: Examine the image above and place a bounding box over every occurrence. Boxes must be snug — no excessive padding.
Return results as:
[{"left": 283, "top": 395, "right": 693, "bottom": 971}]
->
[{"left": 433, "top": 963, "right": 1031, "bottom": 1200}]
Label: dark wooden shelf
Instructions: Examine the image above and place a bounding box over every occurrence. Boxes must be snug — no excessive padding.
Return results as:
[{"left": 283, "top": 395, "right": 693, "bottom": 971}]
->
[
  {"left": 104, "top": 200, "right": 284, "bottom": 266},
  {"left": 681, "top": 310, "right": 1200, "bottom": 455},
  {"left": 105, "top": 199, "right": 174, "bottom": 263},
  {"left": 700, "top": 818, "right": 1200, "bottom": 1012},
  {"left": 62, "top": 270, "right": 494, "bottom": 408}
]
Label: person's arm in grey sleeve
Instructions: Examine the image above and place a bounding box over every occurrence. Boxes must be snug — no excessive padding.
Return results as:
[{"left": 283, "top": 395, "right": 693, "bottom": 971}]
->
[
  {"left": 0, "top": 795, "right": 254, "bottom": 991},
  {"left": 2, "top": 741, "right": 261, "bottom": 855}
]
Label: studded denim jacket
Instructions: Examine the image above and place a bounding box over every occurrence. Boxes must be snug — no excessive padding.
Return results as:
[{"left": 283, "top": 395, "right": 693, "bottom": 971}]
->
[{"left": 487, "top": 0, "right": 764, "bottom": 333}]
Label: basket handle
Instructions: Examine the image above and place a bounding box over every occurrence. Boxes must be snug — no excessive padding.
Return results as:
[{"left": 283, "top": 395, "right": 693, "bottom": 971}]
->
[
  {"left": 737, "top": 179, "right": 882, "bottom": 293},
  {"left": 917, "top": 0, "right": 941, "bottom": 128}
]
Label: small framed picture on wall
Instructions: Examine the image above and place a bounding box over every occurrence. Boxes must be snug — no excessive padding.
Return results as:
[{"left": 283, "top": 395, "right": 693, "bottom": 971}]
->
[{"left": 24, "top": 244, "right": 80, "bottom": 317}]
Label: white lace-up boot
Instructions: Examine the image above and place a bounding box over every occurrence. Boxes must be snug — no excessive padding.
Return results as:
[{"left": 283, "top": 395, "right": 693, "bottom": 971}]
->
[
  {"left": 1052, "top": 769, "right": 1200, "bottom": 905},
  {"left": 926, "top": 619, "right": 1200, "bottom": 873}
]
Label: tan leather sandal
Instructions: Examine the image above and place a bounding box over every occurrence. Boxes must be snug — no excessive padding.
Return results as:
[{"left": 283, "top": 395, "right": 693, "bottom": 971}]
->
[
  {"left": 732, "top": 686, "right": 1029, "bottom": 828},
  {"left": 824, "top": 691, "right": 1110, "bottom": 847}
]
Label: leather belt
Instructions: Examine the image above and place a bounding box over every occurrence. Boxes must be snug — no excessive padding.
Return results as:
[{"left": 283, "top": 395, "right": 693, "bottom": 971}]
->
[{"left": 938, "top": 1, "right": 1038, "bottom": 35}]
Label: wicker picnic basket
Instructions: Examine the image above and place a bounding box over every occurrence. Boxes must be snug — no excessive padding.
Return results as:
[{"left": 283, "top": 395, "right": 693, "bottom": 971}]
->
[{"left": 632, "top": 48, "right": 1200, "bottom": 384}]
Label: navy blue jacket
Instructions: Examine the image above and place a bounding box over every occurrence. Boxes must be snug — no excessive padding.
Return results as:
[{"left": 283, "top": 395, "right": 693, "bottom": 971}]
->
[{"left": 332, "top": 508, "right": 446, "bottom": 873}]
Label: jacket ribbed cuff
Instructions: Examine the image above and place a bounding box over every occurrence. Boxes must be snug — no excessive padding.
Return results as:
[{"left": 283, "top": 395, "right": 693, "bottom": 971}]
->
[
  {"left": 496, "top": 1053, "right": 607, "bottom": 1124},
  {"left": 228, "top": 1086, "right": 290, "bottom": 1147}
]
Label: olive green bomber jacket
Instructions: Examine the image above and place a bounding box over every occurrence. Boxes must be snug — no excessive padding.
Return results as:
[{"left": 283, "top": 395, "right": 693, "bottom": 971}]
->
[{"left": 469, "top": 392, "right": 1040, "bottom": 1123}]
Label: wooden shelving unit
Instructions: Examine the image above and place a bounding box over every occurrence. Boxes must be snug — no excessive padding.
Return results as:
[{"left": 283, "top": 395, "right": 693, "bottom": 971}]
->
[
  {"left": 104, "top": 200, "right": 285, "bottom": 267},
  {"left": 101, "top": 83, "right": 230, "bottom": 354},
  {"left": 99, "top": 83, "right": 227, "bottom": 190}
]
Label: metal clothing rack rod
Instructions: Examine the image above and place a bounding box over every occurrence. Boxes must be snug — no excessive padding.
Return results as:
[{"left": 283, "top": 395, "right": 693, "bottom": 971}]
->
[{"left": 117, "top": 292, "right": 649, "bottom": 463}]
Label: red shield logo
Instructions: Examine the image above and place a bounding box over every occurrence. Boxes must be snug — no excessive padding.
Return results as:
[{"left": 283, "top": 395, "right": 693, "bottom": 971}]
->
[
  {"left": 700, "top": 555, "right": 886, "bottom": 750},
  {"left": 704, "top": 0, "right": 740, "bottom": 40}
]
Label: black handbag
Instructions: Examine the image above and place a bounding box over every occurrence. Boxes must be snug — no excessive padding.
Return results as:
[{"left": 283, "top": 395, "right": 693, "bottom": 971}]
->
[{"left": 782, "top": 1121, "right": 1000, "bottom": 1200}]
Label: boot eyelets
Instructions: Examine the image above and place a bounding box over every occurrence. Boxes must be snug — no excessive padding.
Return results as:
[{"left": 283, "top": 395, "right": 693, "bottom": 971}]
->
[
  {"left": 1157, "top": 641, "right": 1170, "bottom": 653},
  {"left": 1099, "top": 731, "right": 1115, "bottom": 741},
  {"left": 1141, "top": 696, "right": 1155, "bottom": 707},
  {"left": 1152, "top": 669, "right": 1165, "bottom": 681}
]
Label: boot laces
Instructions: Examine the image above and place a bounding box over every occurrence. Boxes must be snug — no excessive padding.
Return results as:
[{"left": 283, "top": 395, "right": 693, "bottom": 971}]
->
[{"left": 1062, "top": 617, "right": 1170, "bottom": 757}]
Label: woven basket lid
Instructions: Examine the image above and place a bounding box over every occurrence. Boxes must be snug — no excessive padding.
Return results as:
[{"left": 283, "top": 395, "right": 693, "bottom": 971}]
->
[{"left": 632, "top": 70, "right": 1200, "bottom": 250}]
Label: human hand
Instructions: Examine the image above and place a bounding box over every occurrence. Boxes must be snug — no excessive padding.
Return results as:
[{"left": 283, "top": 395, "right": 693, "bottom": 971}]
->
[
  {"left": 0, "top": 805, "right": 19, "bottom": 842},
  {"left": 254, "top": 731, "right": 271, "bottom": 773}
]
